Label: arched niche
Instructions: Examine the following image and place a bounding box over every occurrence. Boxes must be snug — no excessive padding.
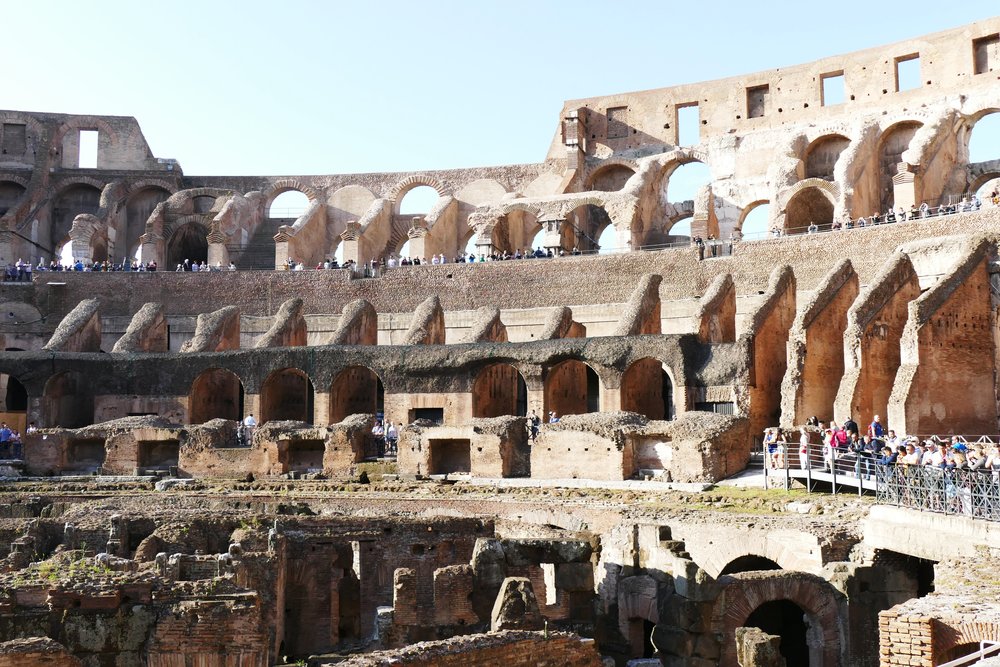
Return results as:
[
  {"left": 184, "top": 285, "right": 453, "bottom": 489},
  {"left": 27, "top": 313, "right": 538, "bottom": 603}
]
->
[
  {"left": 472, "top": 363, "right": 527, "bottom": 418},
  {"left": 189, "top": 368, "right": 244, "bottom": 423}
]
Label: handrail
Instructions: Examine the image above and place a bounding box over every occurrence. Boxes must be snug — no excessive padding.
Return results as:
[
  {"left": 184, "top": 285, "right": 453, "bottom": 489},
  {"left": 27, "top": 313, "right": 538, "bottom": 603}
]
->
[{"left": 938, "top": 641, "right": 1000, "bottom": 667}]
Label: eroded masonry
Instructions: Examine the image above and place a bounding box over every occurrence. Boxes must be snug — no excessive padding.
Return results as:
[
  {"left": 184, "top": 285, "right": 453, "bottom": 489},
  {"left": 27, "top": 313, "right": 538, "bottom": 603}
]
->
[{"left": 1, "top": 18, "right": 1000, "bottom": 667}]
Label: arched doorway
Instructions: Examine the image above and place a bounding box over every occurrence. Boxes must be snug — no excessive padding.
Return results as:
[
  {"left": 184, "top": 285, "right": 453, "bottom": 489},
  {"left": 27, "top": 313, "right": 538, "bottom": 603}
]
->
[
  {"left": 968, "top": 110, "right": 1000, "bottom": 164},
  {"left": 189, "top": 369, "right": 244, "bottom": 423},
  {"left": 397, "top": 185, "right": 439, "bottom": 216},
  {"left": 719, "top": 555, "right": 782, "bottom": 575},
  {"left": 879, "top": 122, "right": 923, "bottom": 211},
  {"left": 740, "top": 201, "right": 771, "bottom": 239},
  {"left": 51, "top": 184, "right": 101, "bottom": 254},
  {"left": 668, "top": 215, "right": 693, "bottom": 242},
  {"left": 43, "top": 371, "right": 93, "bottom": 428},
  {"left": 261, "top": 368, "right": 315, "bottom": 423},
  {"left": 621, "top": 358, "right": 674, "bottom": 420},
  {"left": 268, "top": 190, "right": 310, "bottom": 220},
  {"left": 784, "top": 187, "right": 834, "bottom": 234},
  {"left": 472, "top": 363, "right": 527, "bottom": 418},
  {"left": 0, "top": 181, "right": 26, "bottom": 218},
  {"left": 544, "top": 360, "right": 600, "bottom": 417},
  {"left": 804, "top": 135, "right": 850, "bottom": 181},
  {"left": 664, "top": 160, "right": 711, "bottom": 204},
  {"left": 588, "top": 164, "right": 635, "bottom": 192},
  {"left": 166, "top": 222, "right": 208, "bottom": 267},
  {"left": 564, "top": 204, "right": 609, "bottom": 252},
  {"left": 124, "top": 187, "right": 171, "bottom": 261},
  {"left": 329, "top": 366, "right": 384, "bottom": 423},
  {"left": 744, "top": 600, "right": 811, "bottom": 666}
]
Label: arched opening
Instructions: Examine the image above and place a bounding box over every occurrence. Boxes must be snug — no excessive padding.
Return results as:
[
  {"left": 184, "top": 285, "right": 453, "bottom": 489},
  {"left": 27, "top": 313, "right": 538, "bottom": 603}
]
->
[
  {"left": 968, "top": 111, "right": 1000, "bottom": 164},
  {"left": 804, "top": 134, "right": 850, "bottom": 181},
  {"left": 499, "top": 209, "right": 540, "bottom": 256},
  {"left": 526, "top": 225, "right": 544, "bottom": 254},
  {"left": 588, "top": 164, "right": 635, "bottom": 192},
  {"left": 596, "top": 223, "right": 620, "bottom": 254},
  {"left": 43, "top": 371, "right": 93, "bottom": 428},
  {"left": 329, "top": 366, "right": 384, "bottom": 423},
  {"left": 743, "top": 600, "right": 811, "bottom": 666},
  {"left": 472, "top": 363, "right": 527, "bottom": 418},
  {"left": 879, "top": 121, "right": 922, "bottom": 211},
  {"left": 664, "top": 161, "right": 711, "bottom": 204},
  {"left": 51, "top": 184, "right": 101, "bottom": 253},
  {"left": 397, "top": 185, "right": 440, "bottom": 215},
  {"left": 166, "top": 222, "right": 208, "bottom": 267},
  {"left": 261, "top": 368, "right": 315, "bottom": 424},
  {"left": 564, "top": 204, "right": 609, "bottom": 252},
  {"left": 1, "top": 374, "right": 27, "bottom": 412},
  {"left": 191, "top": 195, "right": 216, "bottom": 214},
  {"left": 621, "top": 358, "right": 674, "bottom": 420},
  {"left": 719, "top": 555, "right": 782, "bottom": 576},
  {"left": 0, "top": 181, "right": 26, "bottom": 218},
  {"left": 544, "top": 360, "right": 600, "bottom": 417},
  {"left": 872, "top": 549, "right": 936, "bottom": 598},
  {"left": 268, "top": 190, "right": 310, "bottom": 219},
  {"left": 740, "top": 201, "right": 771, "bottom": 239},
  {"left": 189, "top": 369, "right": 244, "bottom": 424},
  {"left": 124, "top": 187, "right": 170, "bottom": 261},
  {"left": 668, "top": 215, "right": 692, "bottom": 241},
  {"left": 976, "top": 175, "right": 1000, "bottom": 205},
  {"left": 784, "top": 187, "right": 834, "bottom": 234}
]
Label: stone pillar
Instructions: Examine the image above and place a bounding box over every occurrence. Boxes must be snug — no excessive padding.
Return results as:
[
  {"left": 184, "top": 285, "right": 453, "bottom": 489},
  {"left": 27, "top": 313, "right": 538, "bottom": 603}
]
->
[
  {"left": 207, "top": 230, "right": 229, "bottom": 268},
  {"left": 892, "top": 163, "right": 918, "bottom": 211},
  {"left": 562, "top": 108, "right": 587, "bottom": 173},
  {"left": 540, "top": 219, "right": 564, "bottom": 253},
  {"left": 0, "top": 231, "right": 14, "bottom": 268},
  {"left": 406, "top": 217, "right": 436, "bottom": 260},
  {"left": 140, "top": 232, "right": 163, "bottom": 268},
  {"left": 340, "top": 221, "right": 367, "bottom": 266}
]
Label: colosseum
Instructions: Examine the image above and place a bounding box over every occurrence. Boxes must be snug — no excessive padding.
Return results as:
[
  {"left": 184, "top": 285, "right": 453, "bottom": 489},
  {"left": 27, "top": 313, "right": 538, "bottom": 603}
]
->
[{"left": 0, "top": 16, "right": 999, "bottom": 667}]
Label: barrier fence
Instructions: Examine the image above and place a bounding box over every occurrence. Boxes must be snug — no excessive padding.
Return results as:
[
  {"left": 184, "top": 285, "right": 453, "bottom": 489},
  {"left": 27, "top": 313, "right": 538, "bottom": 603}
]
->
[{"left": 762, "top": 436, "right": 1000, "bottom": 522}]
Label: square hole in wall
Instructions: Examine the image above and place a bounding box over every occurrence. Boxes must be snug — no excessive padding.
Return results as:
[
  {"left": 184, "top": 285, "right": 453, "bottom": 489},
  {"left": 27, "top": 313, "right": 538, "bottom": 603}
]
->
[
  {"left": 746, "top": 85, "right": 769, "bottom": 118},
  {"left": 821, "top": 71, "right": 845, "bottom": 106},
  {"left": 78, "top": 130, "right": 98, "bottom": 169},
  {"left": 895, "top": 54, "right": 921, "bottom": 92},
  {"left": 974, "top": 34, "right": 1000, "bottom": 74},
  {"left": 676, "top": 103, "right": 700, "bottom": 146}
]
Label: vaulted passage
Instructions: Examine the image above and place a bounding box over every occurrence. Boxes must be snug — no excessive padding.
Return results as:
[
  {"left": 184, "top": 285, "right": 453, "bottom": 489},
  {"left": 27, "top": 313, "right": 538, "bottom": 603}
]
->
[
  {"left": 43, "top": 371, "right": 93, "bottom": 428},
  {"left": 261, "top": 369, "right": 315, "bottom": 424},
  {"left": 719, "top": 555, "right": 781, "bottom": 575},
  {"left": 544, "top": 360, "right": 600, "bottom": 417},
  {"left": 785, "top": 187, "right": 834, "bottom": 233},
  {"left": 744, "top": 600, "right": 810, "bottom": 666},
  {"left": 166, "top": 222, "right": 208, "bottom": 267},
  {"left": 472, "top": 363, "right": 527, "bottom": 418},
  {"left": 329, "top": 366, "right": 384, "bottom": 423},
  {"left": 621, "top": 358, "right": 674, "bottom": 420},
  {"left": 189, "top": 369, "right": 244, "bottom": 423}
]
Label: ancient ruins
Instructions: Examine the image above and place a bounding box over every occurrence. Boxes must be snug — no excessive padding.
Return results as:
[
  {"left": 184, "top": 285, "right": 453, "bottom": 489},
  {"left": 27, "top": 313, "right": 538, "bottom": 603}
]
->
[{"left": 0, "top": 17, "right": 999, "bottom": 667}]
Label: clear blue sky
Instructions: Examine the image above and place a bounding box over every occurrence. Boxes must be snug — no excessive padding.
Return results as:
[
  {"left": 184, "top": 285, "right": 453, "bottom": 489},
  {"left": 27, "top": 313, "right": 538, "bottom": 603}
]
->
[{"left": 2, "top": 1, "right": 998, "bottom": 176}]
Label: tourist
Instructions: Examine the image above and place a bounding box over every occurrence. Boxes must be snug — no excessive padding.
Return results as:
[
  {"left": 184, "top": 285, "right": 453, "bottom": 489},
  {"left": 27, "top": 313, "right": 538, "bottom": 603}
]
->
[
  {"left": 807, "top": 221, "right": 818, "bottom": 234},
  {"left": 0, "top": 422, "right": 9, "bottom": 458},
  {"left": 385, "top": 422, "right": 398, "bottom": 456},
  {"left": 919, "top": 201, "right": 930, "bottom": 218},
  {"left": 241, "top": 413, "right": 257, "bottom": 446},
  {"left": 798, "top": 427, "right": 811, "bottom": 470},
  {"left": 548, "top": 411, "right": 560, "bottom": 424},
  {"left": 371, "top": 420, "right": 385, "bottom": 456}
]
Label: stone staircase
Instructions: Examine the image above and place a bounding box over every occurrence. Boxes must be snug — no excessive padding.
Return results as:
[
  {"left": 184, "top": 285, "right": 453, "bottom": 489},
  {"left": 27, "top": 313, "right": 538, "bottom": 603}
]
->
[{"left": 232, "top": 218, "right": 292, "bottom": 270}]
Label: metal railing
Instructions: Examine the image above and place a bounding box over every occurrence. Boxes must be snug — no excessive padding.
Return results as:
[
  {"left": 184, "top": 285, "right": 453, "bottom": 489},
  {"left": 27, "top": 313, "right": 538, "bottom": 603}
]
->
[
  {"left": 875, "top": 464, "right": 1000, "bottom": 520},
  {"left": 938, "top": 641, "right": 1000, "bottom": 667},
  {"left": 763, "top": 439, "right": 878, "bottom": 495}
]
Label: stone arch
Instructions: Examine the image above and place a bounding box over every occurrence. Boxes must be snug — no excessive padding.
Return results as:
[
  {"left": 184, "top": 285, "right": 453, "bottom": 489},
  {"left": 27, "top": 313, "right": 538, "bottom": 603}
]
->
[
  {"left": 329, "top": 366, "right": 384, "bottom": 424},
  {"left": 165, "top": 218, "right": 209, "bottom": 267},
  {"left": 472, "top": 363, "right": 527, "bottom": 418},
  {"left": 261, "top": 368, "right": 315, "bottom": 424},
  {"left": 877, "top": 120, "right": 923, "bottom": 211},
  {"left": 543, "top": 358, "right": 602, "bottom": 417},
  {"left": 189, "top": 368, "right": 244, "bottom": 424},
  {"left": 0, "top": 180, "right": 28, "bottom": 218},
  {"left": 782, "top": 182, "right": 838, "bottom": 233},
  {"left": 970, "top": 171, "right": 1000, "bottom": 195},
  {"left": 737, "top": 200, "right": 771, "bottom": 238},
  {"left": 51, "top": 182, "right": 103, "bottom": 254},
  {"left": 718, "top": 555, "right": 782, "bottom": 575},
  {"left": 621, "top": 358, "right": 675, "bottom": 420},
  {"left": 42, "top": 371, "right": 93, "bottom": 428},
  {"left": 262, "top": 179, "right": 320, "bottom": 217},
  {"left": 0, "top": 368, "right": 27, "bottom": 414},
  {"left": 659, "top": 156, "right": 711, "bottom": 205},
  {"left": 564, "top": 203, "right": 611, "bottom": 252},
  {"left": 710, "top": 571, "right": 844, "bottom": 667},
  {"left": 51, "top": 116, "right": 121, "bottom": 151},
  {"left": 935, "top": 623, "right": 1000, "bottom": 664},
  {"left": 123, "top": 185, "right": 172, "bottom": 259},
  {"left": 585, "top": 161, "right": 639, "bottom": 191},
  {"left": 804, "top": 134, "right": 851, "bottom": 181},
  {"left": 386, "top": 175, "right": 450, "bottom": 204},
  {"left": 497, "top": 201, "right": 543, "bottom": 218}
]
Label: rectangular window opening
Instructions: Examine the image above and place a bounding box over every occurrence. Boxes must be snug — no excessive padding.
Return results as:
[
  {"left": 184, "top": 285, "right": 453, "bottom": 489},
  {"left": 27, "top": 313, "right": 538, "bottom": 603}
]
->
[
  {"left": 676, "top": 103, "right": 700, "bottom": 147},
  {"left": 606, "top": 106, "right": 628, "bottom": 139},
  {"left": 78, "top": 130, "right": 98, "bottom": 169},
  {"left": 974, "top": 34, "right": 1000, "bottom": 75},
  {"left": 1, "top": 123, "right": 27, "bottom": 156},
  {"left": 821, "top": 72, "right": 845, "bottom": 106},
  {"left": 746, "top": 85, "right": 769, "bottom": 118},
  {"left": 895, "top": 54, "right": 921, "bottom": 92}
]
